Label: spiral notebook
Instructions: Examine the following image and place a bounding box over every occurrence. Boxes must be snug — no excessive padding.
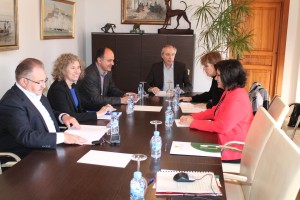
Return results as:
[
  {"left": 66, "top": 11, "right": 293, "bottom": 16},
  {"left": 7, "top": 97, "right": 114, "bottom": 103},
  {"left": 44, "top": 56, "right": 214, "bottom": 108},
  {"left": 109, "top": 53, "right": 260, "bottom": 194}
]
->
[{"left": 156, "top": 170, "right": 222, "bottom": 196}]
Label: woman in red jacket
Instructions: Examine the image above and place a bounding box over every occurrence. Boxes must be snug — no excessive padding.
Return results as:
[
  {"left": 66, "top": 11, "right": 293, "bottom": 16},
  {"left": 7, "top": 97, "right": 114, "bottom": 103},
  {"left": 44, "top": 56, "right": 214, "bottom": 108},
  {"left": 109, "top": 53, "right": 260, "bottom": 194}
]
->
[{"left": 180, "top": 59, "right": 253, "bottom": 162}]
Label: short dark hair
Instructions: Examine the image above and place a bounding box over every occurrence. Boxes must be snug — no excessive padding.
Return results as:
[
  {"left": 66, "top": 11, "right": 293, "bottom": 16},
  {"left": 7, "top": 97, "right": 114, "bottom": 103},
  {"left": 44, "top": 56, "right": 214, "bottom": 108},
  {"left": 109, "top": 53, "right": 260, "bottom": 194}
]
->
[
  {"left": 95, "top": 47, "right": 110, "bottom": 61},
  {"left": 15, "top": 58, "right": 44, "bottom": 81},
  {"left": 215, "top": 59, "right": 246, "bottom": 90}
]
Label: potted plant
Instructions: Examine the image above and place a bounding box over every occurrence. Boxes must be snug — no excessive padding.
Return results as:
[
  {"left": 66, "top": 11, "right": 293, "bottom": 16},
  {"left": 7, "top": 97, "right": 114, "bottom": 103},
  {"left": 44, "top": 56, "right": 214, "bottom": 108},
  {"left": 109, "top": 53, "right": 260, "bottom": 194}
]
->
[{"left": 191, "top": 0, "right": 253, "bottom": 60}]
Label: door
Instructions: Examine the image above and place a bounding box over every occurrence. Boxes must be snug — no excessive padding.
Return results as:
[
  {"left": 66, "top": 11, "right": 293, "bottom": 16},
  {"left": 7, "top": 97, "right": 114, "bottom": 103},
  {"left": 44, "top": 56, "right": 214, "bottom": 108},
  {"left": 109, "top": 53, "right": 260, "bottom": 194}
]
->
[{"left": 241, "top": 0, "right": 289, "bottom": 98}]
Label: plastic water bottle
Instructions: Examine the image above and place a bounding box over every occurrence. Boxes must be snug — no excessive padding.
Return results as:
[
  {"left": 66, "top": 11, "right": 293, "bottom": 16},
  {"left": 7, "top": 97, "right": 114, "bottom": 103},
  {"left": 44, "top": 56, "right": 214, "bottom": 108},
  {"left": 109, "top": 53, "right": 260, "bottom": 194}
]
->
[
  {"left": 110, "top": 112, "right": 119, "bottom": 135},
  {"left": 126, "top": 95, "right": 135, "bottom": 114},
  {"left": 174, "top": 84, "right": 181, "bottom": 98},
  {"left": 150, "top": 131, "right": 162, "bottom": 159},
  {"left": 138, "top": 83, "right": 143, "bottom": 99},
  {"left": 130, "top": 171, "right": 146, "bottom": 200},
  {"left": 165, "top": 106, "right": 174, "bottom": 127},
  {"left": 172, "top": 96, "right": 179, "bottom": 112}
]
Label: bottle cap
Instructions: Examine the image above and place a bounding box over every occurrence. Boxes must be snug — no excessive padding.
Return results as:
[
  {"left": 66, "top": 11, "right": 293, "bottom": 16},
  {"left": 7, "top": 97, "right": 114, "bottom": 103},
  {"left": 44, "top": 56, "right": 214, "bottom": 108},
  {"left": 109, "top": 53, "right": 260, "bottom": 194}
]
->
[
  {"left": 167, "top": 106, "right": 171, "bottom": 110},
  {"left": 133, "top": 171, "right": 142, "bottom": 179},
  {"left": 154, "top": 131, "right": 160, "bottom": 136},
  {"left": 112, "top": 112, "right": 118, "bottom": 116}
]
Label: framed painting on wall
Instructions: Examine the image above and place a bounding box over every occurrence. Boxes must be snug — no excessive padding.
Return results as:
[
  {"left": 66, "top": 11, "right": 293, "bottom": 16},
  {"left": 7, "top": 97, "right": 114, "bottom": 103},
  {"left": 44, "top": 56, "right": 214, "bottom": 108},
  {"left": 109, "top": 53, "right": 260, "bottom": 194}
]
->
[
  {"left": 121, "top": 0, "right": 170, "bottom": 25},
  {"left": 0, "top": 0, "right": 19, "bottom": 51},
  {"left": 41, "top": 0, "right": 75, "bottom": 39}
]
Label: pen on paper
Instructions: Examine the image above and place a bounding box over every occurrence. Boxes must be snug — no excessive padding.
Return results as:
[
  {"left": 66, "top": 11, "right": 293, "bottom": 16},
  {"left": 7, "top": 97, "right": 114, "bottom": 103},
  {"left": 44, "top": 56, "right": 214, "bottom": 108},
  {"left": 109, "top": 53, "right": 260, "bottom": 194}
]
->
[
  {"left": 200, "top": 145, "right": 219, "bottom": 149},
  {"left": 148, "top": 177, "right": 154, "bottom": 186}
]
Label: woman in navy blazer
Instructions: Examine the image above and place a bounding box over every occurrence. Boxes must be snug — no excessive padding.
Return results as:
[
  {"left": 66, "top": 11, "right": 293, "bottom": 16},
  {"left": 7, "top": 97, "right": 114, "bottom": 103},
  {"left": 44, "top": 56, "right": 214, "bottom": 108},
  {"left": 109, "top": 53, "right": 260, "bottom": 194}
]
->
[{"left": 47, "top": 54, "right": 114, "bottom": 122}]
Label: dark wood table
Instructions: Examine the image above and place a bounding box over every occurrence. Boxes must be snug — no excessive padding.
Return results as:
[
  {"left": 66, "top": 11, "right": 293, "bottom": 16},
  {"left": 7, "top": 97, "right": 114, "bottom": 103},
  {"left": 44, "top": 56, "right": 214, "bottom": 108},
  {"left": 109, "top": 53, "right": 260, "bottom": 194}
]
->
[{"left": 0, "top": 96, "right": 226, "bottom": 200}]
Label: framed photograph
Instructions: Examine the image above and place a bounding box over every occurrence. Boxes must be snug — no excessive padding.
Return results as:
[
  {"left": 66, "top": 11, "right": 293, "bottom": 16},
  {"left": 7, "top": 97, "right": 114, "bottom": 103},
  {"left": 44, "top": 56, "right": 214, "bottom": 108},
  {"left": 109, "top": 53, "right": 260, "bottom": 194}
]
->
[
  {"left": 41, "top": 0, "right": 75, "bottom": 40},
  {"left": 122, "top": 0, "right": 170, "bottom": 25},
  {"left": 0, "top": 0, "right": 18, "bottom": 51}
]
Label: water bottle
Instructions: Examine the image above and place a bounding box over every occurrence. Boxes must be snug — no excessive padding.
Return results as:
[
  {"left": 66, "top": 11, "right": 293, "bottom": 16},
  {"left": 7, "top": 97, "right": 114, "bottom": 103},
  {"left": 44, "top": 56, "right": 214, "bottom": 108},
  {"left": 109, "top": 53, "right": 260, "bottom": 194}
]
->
[
  {"left": 172, "top": 96, "right": 179, "bottom": 112},
  {"left": 174, "top": 84, "right": 181, "bottom": 98},
  {"left": 110, "top": 112, "right": 119, "bottom": 135},
  {"left": 130, "top": 171, "right": 146, "bottom": 200},
  {"left": 138, "top": 83, "right": 143, "bottom": 99},
  {"left": 165, "top": 106, "right": 174, "bottom": 127},
  {"left": 126, "top": 95, "right": 134, "bottom": 114},
  {"left": 150, "top": 131, "right": 162, "bottom": 159}
]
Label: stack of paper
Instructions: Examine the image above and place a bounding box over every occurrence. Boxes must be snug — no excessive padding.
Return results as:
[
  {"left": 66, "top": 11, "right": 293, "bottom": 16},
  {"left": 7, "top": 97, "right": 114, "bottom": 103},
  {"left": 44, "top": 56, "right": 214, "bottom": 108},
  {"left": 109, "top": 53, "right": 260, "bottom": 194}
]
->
[
  {"left": 134, "top": 105, "right": 162, "bottom": 112},
  {"left": 156, "top": 170, "right": 222, "bottom": 196},
  {"left": 179, "top": 102, "right": 206, "bottom": 113},
  {"left": 65, "top": 125, "right": 109, "bottom": 144},
  {"left": 170, "top": 141, "right": 221, "bottom": 158}
]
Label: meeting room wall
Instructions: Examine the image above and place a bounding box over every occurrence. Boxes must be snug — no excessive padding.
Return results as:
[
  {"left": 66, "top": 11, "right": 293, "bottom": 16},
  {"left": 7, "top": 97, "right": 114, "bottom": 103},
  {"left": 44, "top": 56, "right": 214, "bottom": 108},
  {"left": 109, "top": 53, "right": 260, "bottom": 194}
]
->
[{"left": 0, "top": 0, "right": 299, "bottom": 104}]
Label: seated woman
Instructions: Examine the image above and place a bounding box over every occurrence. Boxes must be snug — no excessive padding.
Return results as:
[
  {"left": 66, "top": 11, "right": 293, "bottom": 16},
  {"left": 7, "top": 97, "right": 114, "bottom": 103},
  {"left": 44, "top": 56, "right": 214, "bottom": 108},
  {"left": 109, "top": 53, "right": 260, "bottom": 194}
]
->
[
  {"left": 180, "top": 51, "right": 224, "bottom": 109},
  {"left": 180, "top": 59, "right": 253, "bottom": 162},
  {"left": 48, "top": 53, "right": 114, "bottom": 122}
]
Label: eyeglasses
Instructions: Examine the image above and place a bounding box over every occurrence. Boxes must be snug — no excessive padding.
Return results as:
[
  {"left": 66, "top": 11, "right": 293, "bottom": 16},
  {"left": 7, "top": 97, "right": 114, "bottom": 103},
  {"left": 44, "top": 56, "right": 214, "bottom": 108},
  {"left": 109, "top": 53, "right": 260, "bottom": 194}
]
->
[{"left": 24, "top": 77, "right": 48, "bottom": 85}]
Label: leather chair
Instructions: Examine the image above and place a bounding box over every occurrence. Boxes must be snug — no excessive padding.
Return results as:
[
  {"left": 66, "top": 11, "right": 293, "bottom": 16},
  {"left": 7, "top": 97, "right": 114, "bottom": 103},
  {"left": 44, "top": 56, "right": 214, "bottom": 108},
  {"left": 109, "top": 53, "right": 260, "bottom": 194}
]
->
[
  {"left": 225, "top": 126, "right": 300, "bottom": 200},
  {"left": 267, "top": 95, "right": 289, "bottom": 128},
  {"left": 0, "top": 153, "right": 21, "bottom": 174}
]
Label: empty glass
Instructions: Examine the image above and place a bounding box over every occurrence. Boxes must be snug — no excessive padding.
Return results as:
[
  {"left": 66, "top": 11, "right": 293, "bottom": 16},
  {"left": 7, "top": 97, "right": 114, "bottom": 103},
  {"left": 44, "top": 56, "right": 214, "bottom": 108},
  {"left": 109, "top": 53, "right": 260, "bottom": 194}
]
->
[
  {"left": 150, "top": 120, "right": 162, "bottom": 131},
  {"left": 131, "top": 154, "right": 147, "bottom": 171}
]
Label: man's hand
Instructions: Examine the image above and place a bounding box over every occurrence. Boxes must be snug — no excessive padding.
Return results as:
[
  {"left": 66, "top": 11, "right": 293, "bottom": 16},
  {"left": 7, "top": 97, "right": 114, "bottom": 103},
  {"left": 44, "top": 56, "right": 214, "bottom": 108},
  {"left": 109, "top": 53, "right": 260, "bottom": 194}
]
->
[
  {"left": 179, "top": 115, "right": 194, "bottom": 126},
  {"left": 121, "top": 96, "right": 129, "bottom": 104},
  {"left": 150, "top": 87, "right": 160, "bottom": 94},
  {"left": 179, "top": 97, "right": 192, "bottom": 102},
  {"left": 63, "top": 133, "right": 87, "bottom": 145},
  {"left": 62, "top": 115, "right": 81, "bottom": 129}
]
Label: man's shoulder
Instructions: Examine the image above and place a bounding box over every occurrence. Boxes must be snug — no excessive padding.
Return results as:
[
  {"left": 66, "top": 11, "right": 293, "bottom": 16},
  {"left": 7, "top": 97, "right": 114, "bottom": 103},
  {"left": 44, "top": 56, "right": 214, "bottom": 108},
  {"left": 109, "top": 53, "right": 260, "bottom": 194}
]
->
[{"left": 0, "top": 85, "right": 24, "bottom": 105}]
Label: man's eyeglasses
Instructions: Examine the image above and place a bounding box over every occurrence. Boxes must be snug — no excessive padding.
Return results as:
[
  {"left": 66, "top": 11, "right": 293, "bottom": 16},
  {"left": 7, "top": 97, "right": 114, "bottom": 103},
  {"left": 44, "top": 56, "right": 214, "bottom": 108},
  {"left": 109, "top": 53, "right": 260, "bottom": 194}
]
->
[{"left": 24, "top": 77, "right": 48, "bottom": 85}]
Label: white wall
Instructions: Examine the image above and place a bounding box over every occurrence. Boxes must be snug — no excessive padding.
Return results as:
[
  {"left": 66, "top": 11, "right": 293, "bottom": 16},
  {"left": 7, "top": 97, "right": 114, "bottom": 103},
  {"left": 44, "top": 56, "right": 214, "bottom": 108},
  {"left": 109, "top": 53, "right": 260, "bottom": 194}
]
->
[
  {"left": 0, "top": 0, "right": 86, "bottom": 96},
  {"left": 0, "top": 0, "right": 299, "bottom": 104}
]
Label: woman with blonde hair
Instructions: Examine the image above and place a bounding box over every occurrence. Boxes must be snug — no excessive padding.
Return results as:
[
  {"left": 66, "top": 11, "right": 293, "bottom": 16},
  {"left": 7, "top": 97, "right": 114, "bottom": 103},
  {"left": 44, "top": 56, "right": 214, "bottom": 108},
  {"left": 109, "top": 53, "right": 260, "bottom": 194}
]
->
[{"left": 48, "top": 53, "right": 114, "bottom": 122}]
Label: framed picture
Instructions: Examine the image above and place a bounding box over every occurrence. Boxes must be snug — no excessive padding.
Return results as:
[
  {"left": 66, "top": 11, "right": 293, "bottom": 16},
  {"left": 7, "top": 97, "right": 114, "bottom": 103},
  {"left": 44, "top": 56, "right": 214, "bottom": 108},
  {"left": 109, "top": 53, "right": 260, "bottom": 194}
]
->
[
  {"left": 41, "top": 0, "right": 75, "bottom": 40},
  {"left": 0, "top": 0, "right": 19, "bottom": 51},
  {"left": 121, "top": 0, "right": 170, "bottom": 25}
]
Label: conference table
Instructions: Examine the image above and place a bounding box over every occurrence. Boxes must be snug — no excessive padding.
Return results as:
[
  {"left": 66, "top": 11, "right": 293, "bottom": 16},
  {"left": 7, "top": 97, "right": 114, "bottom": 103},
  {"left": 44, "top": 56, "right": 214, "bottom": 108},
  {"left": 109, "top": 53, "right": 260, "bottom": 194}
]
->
[{"left": 0, "top": 95, "right": 227, "bottom": 200}]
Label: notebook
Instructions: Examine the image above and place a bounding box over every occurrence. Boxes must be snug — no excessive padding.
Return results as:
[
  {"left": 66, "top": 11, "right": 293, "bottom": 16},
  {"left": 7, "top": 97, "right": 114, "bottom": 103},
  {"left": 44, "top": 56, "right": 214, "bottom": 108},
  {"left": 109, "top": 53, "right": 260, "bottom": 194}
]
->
[{"left": 156, "top": 170, "right": 222, "bottom": 196}]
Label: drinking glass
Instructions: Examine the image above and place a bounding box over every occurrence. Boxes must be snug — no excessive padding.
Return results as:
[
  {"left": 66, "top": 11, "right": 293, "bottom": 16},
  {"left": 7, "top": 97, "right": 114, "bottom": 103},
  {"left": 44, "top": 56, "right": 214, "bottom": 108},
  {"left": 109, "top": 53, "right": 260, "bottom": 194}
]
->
[
  {"left": 150, "top": 120, "right": 162, "bottom": 131},
  {"left": 131, "top": 154, "right": 147, "bottom": 171}
]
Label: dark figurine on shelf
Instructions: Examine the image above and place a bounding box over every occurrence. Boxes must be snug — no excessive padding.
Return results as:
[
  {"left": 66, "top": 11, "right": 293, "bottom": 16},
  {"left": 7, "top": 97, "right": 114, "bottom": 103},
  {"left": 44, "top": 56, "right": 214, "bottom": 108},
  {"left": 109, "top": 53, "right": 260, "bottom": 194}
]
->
[
  {"left": 101, "top": 23, "right": 116, "bottom": 33},
  {"left": 162, "top": 0, "right": 191, "bottom": 29},
  {"left": 130, "top": 23, "right": 144, "bottom": 34}
]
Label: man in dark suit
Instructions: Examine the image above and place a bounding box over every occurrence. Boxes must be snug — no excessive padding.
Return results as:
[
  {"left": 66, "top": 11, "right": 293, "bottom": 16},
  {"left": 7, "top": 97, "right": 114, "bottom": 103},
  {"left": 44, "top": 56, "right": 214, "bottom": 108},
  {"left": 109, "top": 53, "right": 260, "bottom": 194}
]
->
[
  {"left": 0, "top": 58, "right": 87, "bottom": 160},
  {"left": 77, "top": 47, "right": 135, "bottom": 108},
  {"left": 145, "top": 44, "right": 192, "bottom": 94}
]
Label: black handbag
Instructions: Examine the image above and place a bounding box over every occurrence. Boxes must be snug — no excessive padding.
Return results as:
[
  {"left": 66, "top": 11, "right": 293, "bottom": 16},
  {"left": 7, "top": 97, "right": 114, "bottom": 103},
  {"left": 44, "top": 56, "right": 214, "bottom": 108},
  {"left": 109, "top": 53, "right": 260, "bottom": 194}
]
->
[{"left": 288, "top": 103, "right": 300, "bottom": 127}]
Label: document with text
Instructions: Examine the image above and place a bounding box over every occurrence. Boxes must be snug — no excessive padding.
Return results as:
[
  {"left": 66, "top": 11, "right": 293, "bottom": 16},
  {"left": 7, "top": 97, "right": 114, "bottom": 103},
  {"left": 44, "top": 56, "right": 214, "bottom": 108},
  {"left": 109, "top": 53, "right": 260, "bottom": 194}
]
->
[{"left": 179, "top": 102, "right": 206, "bottom": 113}]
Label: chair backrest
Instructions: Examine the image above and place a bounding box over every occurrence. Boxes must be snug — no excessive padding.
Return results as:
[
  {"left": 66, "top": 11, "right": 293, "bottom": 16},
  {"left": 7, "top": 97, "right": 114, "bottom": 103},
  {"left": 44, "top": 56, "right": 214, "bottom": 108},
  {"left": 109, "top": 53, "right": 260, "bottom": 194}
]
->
[
  {"left": 267, "top": 95, "right": 289, "bottom": 127},
  {"left": 239, "top": 107, "right": 277, "bottom": 198},
  {"left": 248, "top": 126, "right": 300, "bottom": 200}
]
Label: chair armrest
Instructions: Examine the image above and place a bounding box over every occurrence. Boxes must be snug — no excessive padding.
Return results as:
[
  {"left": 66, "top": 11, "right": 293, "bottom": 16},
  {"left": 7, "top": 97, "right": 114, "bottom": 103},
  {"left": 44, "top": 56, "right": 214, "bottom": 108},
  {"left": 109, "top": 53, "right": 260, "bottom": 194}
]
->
[{"left": 223, "top": 173, "right": 248, "bottom": 182}]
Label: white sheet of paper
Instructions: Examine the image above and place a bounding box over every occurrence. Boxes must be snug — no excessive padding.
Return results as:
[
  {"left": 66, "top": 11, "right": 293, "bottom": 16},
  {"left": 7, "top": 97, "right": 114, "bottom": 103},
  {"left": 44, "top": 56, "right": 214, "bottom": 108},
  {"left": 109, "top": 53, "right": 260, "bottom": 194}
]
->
[
  {"left": 179, "top": 102, "right": 206, "bottom": 113},
  {"left": 175, "top": 119, "right": 189, "bottom": 127},
  {"left": 134, "top": 105, "right": 162, "bottom": 112},
  {"left": 155, "top": 91, "right": 168, "bottom": 97},
  {"left": 97, "top": 112, "right": 122, "bottom": 120},
  {"left": 77, "top": 150, "right": 133, "bottom": 168},
  {"left": 65, "top": 125, "right": 109, "bottom": 145}
]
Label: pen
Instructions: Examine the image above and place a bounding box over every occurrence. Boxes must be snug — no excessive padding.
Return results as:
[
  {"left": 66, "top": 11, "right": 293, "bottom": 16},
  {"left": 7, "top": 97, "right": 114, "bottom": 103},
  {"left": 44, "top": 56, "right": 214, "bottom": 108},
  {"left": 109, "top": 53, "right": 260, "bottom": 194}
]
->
[
  {"left": 148, "top": 177, "right": 154, "bottom": 186},
  {"left": 102, "top": 137, "right": 111, "bottom": 145},
  {"left": 164, "top": 143, "right": 167, "bottom": 152},
  {"left": 200, "top": 144, "right": 218, "bottom": 149}
]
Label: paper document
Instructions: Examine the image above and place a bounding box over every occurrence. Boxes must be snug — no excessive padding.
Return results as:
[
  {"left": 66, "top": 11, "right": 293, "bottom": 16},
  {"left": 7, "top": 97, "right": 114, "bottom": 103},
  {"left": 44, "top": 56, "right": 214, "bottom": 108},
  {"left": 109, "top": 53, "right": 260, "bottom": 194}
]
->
[
  {"left": 156, "top": 170, "right": 222, "bottom": 196},
  {"left": 155, "top": 91, "right": 172, "bottom": 97},
  {"left": 175, "top": 119, "right": 189, "bottom": 127},
  {"left": 97, "top": 112, "right": 122, "bottom": 120},
  {"left": 170, "top": 141, "right": 221, "bottom": 158},
  {"left": 65, "top": 125, "right": 109, "bottom": 145},
  {"left": 134, "top": 105, "right": 162, "bottom": 112},
  {"left": 179, "top": 102, "right": 206, "bottom": 113},
  {"left": 77, "top": 150, "right": 133, "bottom": 168}
]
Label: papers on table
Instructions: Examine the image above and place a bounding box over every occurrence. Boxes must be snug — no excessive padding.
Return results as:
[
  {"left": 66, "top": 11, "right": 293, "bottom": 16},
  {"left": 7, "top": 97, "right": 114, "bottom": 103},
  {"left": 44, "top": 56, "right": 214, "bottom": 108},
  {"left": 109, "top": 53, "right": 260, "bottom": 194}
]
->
[
  {"left": 155, "top": 91, "right": 168, "bottom": 97},
  {"left": 97, "top": 112, "right": 122, "bottom": 120},
  {"left": 170, "top": 141, "right": 221, "bottom": 158},
  {"left": 77, "top": 150, "right": 133, "bottom": 168},
  {"left": 134, "top": 105, "right": 162, "bottom": 112},
  {"left": 179, "top": 102, "right": 206, "bottom": 113},
  {"left": 175, "top": 119, "right": 189, "bottom": 127},
  {"left": 156, "top": 170, "right": 222, "bottom": 196},
  {"left": 65, "top": 125, "right": 109, "bottom": 145}
]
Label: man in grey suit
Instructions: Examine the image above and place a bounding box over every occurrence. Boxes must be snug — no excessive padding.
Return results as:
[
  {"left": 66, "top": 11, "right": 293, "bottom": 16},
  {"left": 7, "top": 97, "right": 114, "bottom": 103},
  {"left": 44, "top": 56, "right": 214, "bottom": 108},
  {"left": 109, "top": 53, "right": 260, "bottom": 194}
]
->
[
  {"left": 145, "top": 44, "right": 192, "bottom": 94},
  {"left": 77, "top": 47, "right": 135, "bottom": 109},
  {"left": 0, "top": 58, "right": 87, "bottom": 159}
]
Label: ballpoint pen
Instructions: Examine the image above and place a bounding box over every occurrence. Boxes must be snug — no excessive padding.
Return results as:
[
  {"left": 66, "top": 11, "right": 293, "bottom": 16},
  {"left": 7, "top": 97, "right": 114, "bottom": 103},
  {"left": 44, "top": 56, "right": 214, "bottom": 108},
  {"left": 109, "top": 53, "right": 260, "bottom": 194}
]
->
[
  {"left": 164, "top": 143, "right": 167, "bottom": 152},
  {"left": 148, "top": 177, "right": 154, "bottom": 186}
]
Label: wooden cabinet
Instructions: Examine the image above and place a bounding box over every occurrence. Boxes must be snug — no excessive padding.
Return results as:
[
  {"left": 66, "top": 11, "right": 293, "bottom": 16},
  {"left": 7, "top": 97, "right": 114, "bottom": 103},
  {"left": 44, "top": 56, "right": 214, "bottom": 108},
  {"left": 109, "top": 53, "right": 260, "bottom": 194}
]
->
[{"left": 91, "top": 33, "right": 195, "bottom": 92}]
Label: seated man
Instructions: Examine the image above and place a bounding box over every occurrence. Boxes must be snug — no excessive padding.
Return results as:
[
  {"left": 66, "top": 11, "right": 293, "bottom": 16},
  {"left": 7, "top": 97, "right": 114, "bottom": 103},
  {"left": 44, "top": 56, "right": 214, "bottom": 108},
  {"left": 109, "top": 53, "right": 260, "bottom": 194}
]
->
[
  {"left": 0, "top": 58, "right": 87, "bottom": 160},
  {"left": 77, "top": 47, "right": 135, "bottom": 109},
  {"left": 145, "top": 44, "right": 192, "bottom": 94}
]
